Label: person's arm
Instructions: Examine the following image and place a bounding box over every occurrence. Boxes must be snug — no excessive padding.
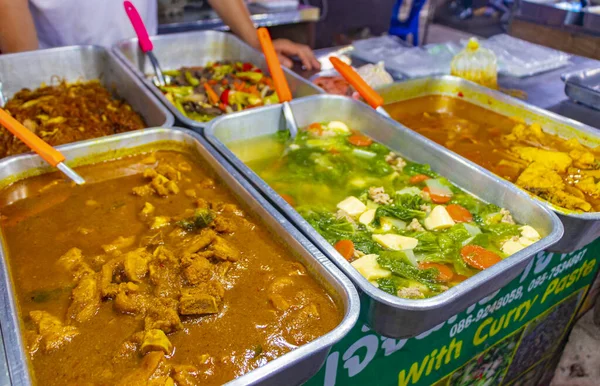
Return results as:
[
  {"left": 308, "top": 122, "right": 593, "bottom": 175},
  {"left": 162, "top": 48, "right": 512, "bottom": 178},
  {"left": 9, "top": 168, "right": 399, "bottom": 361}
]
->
[
  {"left": 0, "top": 0, "right": 39, "bottom": 53},
  {"left": 206, "top": 0, "right": 320, "bottom": 70}
]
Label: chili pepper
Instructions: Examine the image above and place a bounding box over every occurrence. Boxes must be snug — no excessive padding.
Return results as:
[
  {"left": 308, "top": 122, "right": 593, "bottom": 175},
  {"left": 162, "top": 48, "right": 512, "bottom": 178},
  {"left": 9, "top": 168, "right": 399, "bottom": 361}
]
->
[{"left": 220, "top": 89, "right": 230, "bottom": 105}]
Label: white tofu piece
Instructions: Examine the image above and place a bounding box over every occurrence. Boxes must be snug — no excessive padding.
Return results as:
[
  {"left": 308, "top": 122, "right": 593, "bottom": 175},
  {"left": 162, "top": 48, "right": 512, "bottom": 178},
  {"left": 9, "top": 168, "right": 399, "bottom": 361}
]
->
[
  {"left": 424, "top": 205, "right": 456, "bottom": 230},
  {"left": 327, "top": 121, "right": 350, "bottom": 133},
  {"left": 518, "top": 237, "right": 536, "bottom": 247},
  {"left": 502, "top": 240, "right": 526, "bottom": 255},
  {"left": 372, "top": 234, "right": 418, "bottom": 250},
  {"left": 351, "top": 254, "right": 391, "bottom": 281},
  {"left": 359, "top": 209, "right": 377, "bottom": 225},
  {"left": 337, "top": 196, "right": 367, "bottom": 217},
  {"left": 520, "top": 225, "right": 541, "bottom": 241}
]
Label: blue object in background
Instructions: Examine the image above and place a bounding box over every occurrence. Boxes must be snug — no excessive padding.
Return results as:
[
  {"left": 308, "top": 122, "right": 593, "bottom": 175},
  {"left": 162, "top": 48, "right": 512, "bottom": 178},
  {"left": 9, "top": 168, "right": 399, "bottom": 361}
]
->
[{"left": 388, "top": 0, "right": 428, "bottom": 46}]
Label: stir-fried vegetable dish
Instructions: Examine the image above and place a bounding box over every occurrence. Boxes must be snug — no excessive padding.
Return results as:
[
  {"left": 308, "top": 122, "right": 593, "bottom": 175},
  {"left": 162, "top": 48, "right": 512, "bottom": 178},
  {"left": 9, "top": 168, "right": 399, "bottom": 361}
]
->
[
  {"left": 1, "top": 81, "right": 145, "bottom": 158},
  {"left": 386, "top": 95, "right": 600, "bottom": 213},
  {"left": 156, "top": 61, "right": 279, "bottom": 122},
  {"left": 0, "top": 149, "right": 341, "bottom": 385},
  {"left": 232, "top": 122, "right": 543, "bottom": 299}
]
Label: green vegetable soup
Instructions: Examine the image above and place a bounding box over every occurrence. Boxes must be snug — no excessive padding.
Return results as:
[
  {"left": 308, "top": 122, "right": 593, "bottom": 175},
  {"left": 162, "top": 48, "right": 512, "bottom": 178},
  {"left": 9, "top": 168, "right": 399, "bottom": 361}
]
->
[{"left": 228, "top": 121, "right": 543, "bottom": 299}]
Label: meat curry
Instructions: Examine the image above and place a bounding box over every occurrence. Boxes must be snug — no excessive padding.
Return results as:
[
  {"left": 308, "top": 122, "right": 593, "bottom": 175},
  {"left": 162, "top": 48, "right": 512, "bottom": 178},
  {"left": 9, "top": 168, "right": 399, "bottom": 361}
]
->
[
  {"left": 386, "top": 95, "right": 600, "bottom": 213},
  {"left": 0, "top": 149, "right": 341, "bottom": 385}
]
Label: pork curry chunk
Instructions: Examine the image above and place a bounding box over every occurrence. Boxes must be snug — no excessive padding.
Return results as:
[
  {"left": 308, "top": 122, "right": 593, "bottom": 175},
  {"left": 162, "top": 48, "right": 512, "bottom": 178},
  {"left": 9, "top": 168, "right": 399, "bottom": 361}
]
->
[{"left": 0, "top": 149, "right": 341, "bottom": 386}]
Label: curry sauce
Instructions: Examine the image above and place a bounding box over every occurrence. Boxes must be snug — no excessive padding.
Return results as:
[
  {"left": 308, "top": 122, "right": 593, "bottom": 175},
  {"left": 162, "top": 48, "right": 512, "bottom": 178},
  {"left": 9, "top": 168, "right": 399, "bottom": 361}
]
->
[
  {"left": 0, "top": 150, "right": 341, "bottom": 385},
  {"left": 386, "top": 95, "right": 600, "bottom": 212}
]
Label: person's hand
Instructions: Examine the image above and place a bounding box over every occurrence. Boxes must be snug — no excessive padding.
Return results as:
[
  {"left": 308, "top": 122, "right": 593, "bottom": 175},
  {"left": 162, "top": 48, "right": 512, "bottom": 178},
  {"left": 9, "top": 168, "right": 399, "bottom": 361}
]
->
[{"left": 272, "top": 39, "right": 321, "bottom": 71}]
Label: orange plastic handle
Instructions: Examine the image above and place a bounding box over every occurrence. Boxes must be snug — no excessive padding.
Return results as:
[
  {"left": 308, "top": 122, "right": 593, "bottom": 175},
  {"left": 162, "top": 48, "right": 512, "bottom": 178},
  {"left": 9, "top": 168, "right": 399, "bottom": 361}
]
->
[
  {"left": 257, "top": 27, "right": 292, "bottom": 103},
  {"left": 330, "top": 57, "right": 384, "bottom": 109},
  {"left": 0, "top": 108, "right": 65, "bottom": 166}
]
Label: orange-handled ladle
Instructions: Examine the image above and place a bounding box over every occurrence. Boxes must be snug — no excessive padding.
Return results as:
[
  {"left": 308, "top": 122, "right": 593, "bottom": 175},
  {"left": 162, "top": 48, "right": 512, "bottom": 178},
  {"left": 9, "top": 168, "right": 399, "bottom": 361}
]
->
[
  {"left": 329, "top": 57, "right": 391, "bottom": 118},
  {"left": 257, "top": 27, "right": 298, "bottom": 138},
  {"left": 0, "top": 108, "right": 85, "bottom": 185}
]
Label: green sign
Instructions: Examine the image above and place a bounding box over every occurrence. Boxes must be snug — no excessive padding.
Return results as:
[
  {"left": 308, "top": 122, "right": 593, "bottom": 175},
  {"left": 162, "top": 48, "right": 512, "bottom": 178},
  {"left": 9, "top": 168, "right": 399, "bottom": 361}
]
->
[{"left": 307, "top": 239, "right": 600, "bottom": 386}]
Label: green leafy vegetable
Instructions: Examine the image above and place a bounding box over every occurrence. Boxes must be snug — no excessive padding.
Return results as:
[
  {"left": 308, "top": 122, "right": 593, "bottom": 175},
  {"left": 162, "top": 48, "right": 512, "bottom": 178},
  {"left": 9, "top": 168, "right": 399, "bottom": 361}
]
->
[
  {"left": 177, "top": 209, "right": 215, "bottom": 231},
  {"left": 377, "top": 277, "right": 398, "bottom": 295},
  {"left": 377, "top": 251, "right": 438, "bottom": 284},
  {"left": 403, "top": 162, "right": 439, "bottom": 178}
]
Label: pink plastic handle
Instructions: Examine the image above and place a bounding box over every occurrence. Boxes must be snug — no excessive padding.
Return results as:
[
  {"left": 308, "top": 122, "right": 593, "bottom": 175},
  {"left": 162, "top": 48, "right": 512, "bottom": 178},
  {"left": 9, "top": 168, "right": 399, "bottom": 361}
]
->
[{"left": 124, "top": 1, "right": 153, "bottom": 53}]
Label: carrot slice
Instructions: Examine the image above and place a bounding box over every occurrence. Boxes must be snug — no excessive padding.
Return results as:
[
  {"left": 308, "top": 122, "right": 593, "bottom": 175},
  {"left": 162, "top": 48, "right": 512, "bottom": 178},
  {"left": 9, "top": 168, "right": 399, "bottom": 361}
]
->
[
  {"left": 409, "top": 174, "right": 431, "bottom": 184},
  {"left": 347, "top": 134, "right": 373, "bottom": 147},
  {"left": 419, "top": 262, "right": 454, "bottom": 282},
  {"left": 422, "top": 187, "right": 452, "bottom": 204},
  {"left": 460, "top": 245, "right": 502, "bottom": 270},
  {"left": 280, "top": 193, "right": 295, "bottom": 207},
  {"left": 308, "top": 122, "right": 323, "bottom": 135},
  {"left": 446, "top": 204, "right": 473, "bottom": 223},
  {"left": 204, "top": 83, "right": 219, "bottom": 105},
  {"left": 453, "top": 274, "right": 469, "bottom": 283},
  {"left": 334, "top": 239, "right": 355, "bottom": 261}
]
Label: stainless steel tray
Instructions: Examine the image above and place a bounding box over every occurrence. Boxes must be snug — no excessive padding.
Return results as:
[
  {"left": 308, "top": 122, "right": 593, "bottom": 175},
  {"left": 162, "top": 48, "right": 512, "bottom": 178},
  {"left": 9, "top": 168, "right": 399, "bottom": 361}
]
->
[
  {"left": 377, "top": 75, "right": 600, "bottom": 252},
  {"left": 0, "top": 128, "right": 359, "bottom": 386},
  {"left": 0, "top": 45, "right": 174, "bottom": 128},
  {"left": 112, "top": 30, "right": 322, "bottom": 131},
  {"left": 562, "top": 68, "right": 600, "bottom": 111},
  {"left": 204, "top": 95, "right": 563, "bottom": 339}
]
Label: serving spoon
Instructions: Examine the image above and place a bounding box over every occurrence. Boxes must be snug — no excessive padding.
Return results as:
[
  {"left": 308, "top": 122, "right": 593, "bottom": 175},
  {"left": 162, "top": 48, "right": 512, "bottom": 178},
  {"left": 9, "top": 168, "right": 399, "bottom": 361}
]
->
[
  {"left": 257, "top": 28, "right": 299, "bottom": 138},
  {"left": 329, "top": 57, "right": 391, "bottom": 118},
  {"left": 124, "top": 1, "right": 169, "bottom": 87},
  {"left": 0, "top": 108, "right": 85, "bottom": 185}
]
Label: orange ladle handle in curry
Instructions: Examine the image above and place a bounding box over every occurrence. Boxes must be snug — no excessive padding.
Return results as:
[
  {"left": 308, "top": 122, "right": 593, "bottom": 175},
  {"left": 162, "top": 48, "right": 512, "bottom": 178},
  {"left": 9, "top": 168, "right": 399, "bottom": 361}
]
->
[
  {"left": 0, "top": 108, "right": 85, "bottom": 184},
  {"left": 0, "top": 108, "right": 65, "bottom": 166},
  {"left": 329, "top": 57, "right": 385, "bottom": 109},
  {"left": 257, "top": 27, "right": 292, "bottom": 103}
]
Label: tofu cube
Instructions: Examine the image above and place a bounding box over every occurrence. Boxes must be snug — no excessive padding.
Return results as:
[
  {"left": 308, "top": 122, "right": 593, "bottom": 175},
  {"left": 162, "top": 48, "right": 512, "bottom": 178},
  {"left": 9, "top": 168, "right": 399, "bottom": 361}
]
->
[
  {"left": 520, "top": 225, "right": 541, "bottom": 241},
  {"left": 359, "top": 209, "right": 377, "bottom": 225},
  {"left": 372, "top": 234, "right": 418, "bottom": 250},
  {"left": 327, "top": 121, "right": 350, "bottom": 133},
  {"left": 337, "top": 196, "right": 367, "bottom": 217},
  {"left": 502, "top": 239, "right": 526, "bottom": 255},
  {"left": 424, "top": 205, "right": 455, "bottom": 230},
  {"left": 351, "top": 254, "right": 391, "bottom": 281}
]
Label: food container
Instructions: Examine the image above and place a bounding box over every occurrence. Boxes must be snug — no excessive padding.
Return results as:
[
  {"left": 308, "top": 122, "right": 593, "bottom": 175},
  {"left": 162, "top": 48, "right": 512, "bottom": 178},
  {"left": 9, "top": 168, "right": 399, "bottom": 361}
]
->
[
  {"left": 0, "top": 45, "right": 173, "bottom": 128},
  {"left": 113, "top": 30, "right": 322, "bottom": 131},
  {"left": 583, "top": 6, "right": 600, "bottom": 33},
  {"left": 0, "top": 128, "right": 359, "bottom": 386},
  {"left": 204, "top": 95, "right": 563, "bottom": 338},
  {"left": 377, "top": 75, "right": 600, "bottom": 252},
  {"left": 562, "top": 68, "right": 600, "bottom": 111}
]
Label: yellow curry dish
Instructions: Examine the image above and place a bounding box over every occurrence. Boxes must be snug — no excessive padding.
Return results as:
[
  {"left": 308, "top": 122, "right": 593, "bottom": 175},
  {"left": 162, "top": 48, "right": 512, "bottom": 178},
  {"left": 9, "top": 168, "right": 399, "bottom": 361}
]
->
[
  {"left": 386, "top": 95, "right": 600, "bottom": 213},
  {"left": 0, "top": 149, "right": 342, "bottom": 385}
]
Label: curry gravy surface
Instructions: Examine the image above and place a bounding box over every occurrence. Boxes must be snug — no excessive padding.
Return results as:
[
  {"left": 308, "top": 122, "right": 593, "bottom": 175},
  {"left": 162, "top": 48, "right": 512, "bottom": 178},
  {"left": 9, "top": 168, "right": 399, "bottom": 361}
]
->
[
  {"left": 385, "top": 95, "right": 600, "bottom": 212},
  {"left": 0, "top": 150, "right": 341, "bottom": 386}
]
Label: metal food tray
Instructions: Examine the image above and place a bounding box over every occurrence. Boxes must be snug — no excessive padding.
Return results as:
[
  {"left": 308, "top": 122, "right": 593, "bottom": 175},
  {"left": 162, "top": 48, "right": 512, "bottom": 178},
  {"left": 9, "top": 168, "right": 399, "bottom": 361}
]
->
[
  {"left": 204, "top": 95, "right": 563, "bottom": 339},
  {"left": 0, "top": 45, "right": 174, "bottom": 128},
  {"left": 0, "top": 128, "right": 359, "bottom": 386},
  {"left": 378, "top": 75, "right": 599, "bottom": 252},
  {"left": 562, "top": 68, "right": 600, "bottom": 111},
  {"left": 112, "top": 30, "right": 322, "bottom": 131}
]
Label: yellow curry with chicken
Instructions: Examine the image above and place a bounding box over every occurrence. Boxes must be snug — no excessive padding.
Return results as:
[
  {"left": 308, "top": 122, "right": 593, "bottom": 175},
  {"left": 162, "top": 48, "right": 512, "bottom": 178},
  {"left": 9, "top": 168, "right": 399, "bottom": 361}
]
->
[
  {"left": 0, "top": 149, "right": 341, "bottom": 385},
  {"left": 386, "top": 96, "right": 600, "bottom": 212}
]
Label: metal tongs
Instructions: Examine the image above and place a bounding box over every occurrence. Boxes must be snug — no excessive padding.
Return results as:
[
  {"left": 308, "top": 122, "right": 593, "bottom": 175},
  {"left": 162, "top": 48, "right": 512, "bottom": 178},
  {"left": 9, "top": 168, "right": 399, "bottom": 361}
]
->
[
  {"left": 329, "top": 57, "right": 390, "bottom": 118},
  {"left": 124, "top": 1, "right": 169, "bottom": 87},
  {"left": 0, "top": 108, "right": 85, "bottom": 185},
  {"left": 257, "top": 28, "right": 299, "bottom": 138}
]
